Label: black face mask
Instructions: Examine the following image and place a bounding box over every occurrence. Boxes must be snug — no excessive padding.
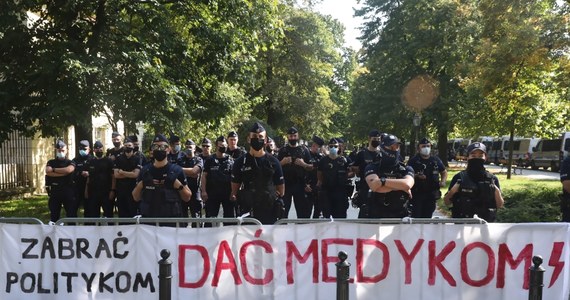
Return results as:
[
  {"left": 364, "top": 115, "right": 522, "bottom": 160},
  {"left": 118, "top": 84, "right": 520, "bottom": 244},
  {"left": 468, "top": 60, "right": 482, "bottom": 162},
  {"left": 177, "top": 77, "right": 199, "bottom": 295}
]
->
[
  {"left": 250, "top": 138, "right": 265, "bottom": 151},
  {"left": 124, "top": 147, "right": 134, "bottom": 154},
  {"left": 153, "top": 150, "right": 167, "bottom": 161},
  {"left": 467, "top": 158, "right": 486, "bottom": 180},
  {"left": 380, "top": 147, "right": 399, "bottom": 167},
  {"left": 371, "top": 140, "right": 380, "bottom": 148},
  {"left": 288, "top": 139, "right": 298, "bottom": 146},
  {"left": 113, "top": 142, "right": 121, "bottom": 148},
  {"left": 133, "top": 146, "right": 139, "bottom": 152},
  {"left": 95, "top": 151, "right": 104, "bottom": 158},
  {"left": 218, "top": 146, "right": 227, "bottom": 153}
]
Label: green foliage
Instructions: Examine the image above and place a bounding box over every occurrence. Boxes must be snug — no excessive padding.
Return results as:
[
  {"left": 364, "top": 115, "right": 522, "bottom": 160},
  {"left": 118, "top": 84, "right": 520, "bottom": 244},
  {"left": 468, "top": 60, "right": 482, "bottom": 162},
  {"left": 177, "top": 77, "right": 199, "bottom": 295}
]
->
[{"left": 497, "top": 185, "right": 561, "bottom": 222}]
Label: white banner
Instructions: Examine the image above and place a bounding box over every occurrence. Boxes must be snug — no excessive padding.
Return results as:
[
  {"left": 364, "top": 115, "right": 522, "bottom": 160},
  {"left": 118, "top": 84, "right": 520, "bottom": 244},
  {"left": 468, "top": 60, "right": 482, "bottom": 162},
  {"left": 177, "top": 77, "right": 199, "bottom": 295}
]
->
[{"left": 1, "top": 223, "right": 569, "bottom": 300}]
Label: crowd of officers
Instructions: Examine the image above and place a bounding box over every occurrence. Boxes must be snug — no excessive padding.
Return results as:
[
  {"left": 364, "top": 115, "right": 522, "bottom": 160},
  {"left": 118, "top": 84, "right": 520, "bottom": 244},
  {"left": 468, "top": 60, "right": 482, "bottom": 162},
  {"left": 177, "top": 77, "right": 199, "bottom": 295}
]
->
[{"left": 46, "top": 123, "right": 510, "bottom": 226}]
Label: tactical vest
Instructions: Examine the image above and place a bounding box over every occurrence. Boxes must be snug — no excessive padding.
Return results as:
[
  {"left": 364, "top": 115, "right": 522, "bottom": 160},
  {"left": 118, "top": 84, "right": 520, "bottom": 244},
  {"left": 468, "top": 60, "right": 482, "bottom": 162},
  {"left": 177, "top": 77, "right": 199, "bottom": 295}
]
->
[
  {"left": 238, "top": 154, "right": 277, "bottom": 219},
  {"left": 368, "top": 162, "right": 410, "bottom": 218},
  {"left": 281, "top": 145, "right": 309, "bottom": 181},
  {"left": 321, "top": 156, "right": 348, "bottom": 188},
  {"left": 452, "top": 171, "right": 497, "bottom": 221},
  {"left": 139, "top": 164, "right": 183, "bottom": 218},
  {"left": 411, "top": 156, "right": 441, "bottom": 192}
]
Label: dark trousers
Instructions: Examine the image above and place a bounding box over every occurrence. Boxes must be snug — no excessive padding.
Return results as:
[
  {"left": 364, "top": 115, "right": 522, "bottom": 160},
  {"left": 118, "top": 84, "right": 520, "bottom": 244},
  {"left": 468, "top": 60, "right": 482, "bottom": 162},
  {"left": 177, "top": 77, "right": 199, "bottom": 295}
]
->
[
  {"left": 48, "top": 186, "right": 76, "bottom": 222},
  {"left": 204, "top": 191, "right": 235, "bottom": 227},
  {"left": 116, "top": 182, "right": 137, "bottom": 218},
  {"left": 85, "top": 190, "right": 113, "bottom": 218},
  {"left": 410, "top": 191, "right": 436, "bottom": 218},
  {"left": 320, "top": 187, "right": 348, "bottom": 219},
  {"left": 307, "top": 189, "right": 320, "bottom": 218},
  {"left": 283, "top": 181, "right": 312, "bottom": 218}
]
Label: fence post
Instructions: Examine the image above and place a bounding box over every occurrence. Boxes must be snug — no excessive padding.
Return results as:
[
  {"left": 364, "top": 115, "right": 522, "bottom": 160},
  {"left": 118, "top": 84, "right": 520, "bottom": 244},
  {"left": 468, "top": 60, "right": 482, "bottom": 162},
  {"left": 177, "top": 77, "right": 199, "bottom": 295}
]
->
[
  {"left": 158, "top": 249, "right": 172, "bottom": 300},
  {"left": 336, "top": 251, "right": 350, "bottom": 300},
  {"left": 528, "top": 255, "right": 544, "bottom": 300}
]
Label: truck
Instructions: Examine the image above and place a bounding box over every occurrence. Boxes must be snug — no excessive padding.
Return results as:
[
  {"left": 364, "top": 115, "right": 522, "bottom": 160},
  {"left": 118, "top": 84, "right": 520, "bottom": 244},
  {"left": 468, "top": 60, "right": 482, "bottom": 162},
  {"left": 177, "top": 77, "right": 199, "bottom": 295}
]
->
[{"left": 529, "top": 132, "right": 570, "bottom": 171}]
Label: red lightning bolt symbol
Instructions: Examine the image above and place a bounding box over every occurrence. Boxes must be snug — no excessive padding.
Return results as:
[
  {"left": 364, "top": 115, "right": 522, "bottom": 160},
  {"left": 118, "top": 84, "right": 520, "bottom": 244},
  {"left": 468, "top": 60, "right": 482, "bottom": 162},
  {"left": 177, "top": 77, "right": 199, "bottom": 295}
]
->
[{"left": 548, "top": 242, "right": 565, "bottom": 288}]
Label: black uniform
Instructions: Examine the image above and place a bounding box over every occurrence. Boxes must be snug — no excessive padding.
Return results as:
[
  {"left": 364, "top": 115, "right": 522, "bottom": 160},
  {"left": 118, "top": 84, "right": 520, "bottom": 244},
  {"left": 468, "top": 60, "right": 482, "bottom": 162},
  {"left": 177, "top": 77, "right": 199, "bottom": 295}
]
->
[
  {"left": 85, "top": 157, "right": 115, "bottom": 218},
  {"left": 448, "top": 170, "right": 500, "bottom": 222},
  {"left": 177, "top": 153, "right": 204, "bottom": 219},
  {"left": 106, "top": 147, "right": 123, "bottom": 161},
  {"left": 232, "top": 153, "right": 284, "bottom": 224},
  {"left": 203, "top": 154, "right": 235, "bottom": 219},
  {"left": 278, "top": 145, "right": 312, "bottom": 218},
  {"left": 46, "top": 158, "right": 76, "bottom": 222},
  {"left": 72, "top": 153, "right": 91, "bottom": 211},
  {"left": 167, "top": 151, "right": 184, "bottom": 165},
  {"left": 559, "top": 156, "right": 570, "bottom": 221},
  {"left": 318, "top": 155, "right": 350, "bottom": 218},
  {"left": 114, "top": 154, "right": 141, "bottom": 217},
  {"left": 407, "top": 154, "right": 446, "bottom": 218},
  {"left": 352, "top": 148, "right": 382, "bottom": 215},
  {"left": 363, "top": 161, "right": 414, "bottom": 218},
  {"left": 227, "top": 147, "right": 246, "bottom": 159},
  {"left": 137, "top": 162, "right": 188, "bottom": 226},
  {"left": 306, "top": 150, "right": 323, "bottom": 218}
]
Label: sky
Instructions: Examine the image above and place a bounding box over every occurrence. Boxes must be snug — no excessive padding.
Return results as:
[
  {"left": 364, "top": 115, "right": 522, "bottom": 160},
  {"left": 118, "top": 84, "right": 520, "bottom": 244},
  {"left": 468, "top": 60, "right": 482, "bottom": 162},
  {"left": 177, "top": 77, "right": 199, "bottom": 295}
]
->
[{"left": 314, "top": 0, "right": 364, "bottom": 50}]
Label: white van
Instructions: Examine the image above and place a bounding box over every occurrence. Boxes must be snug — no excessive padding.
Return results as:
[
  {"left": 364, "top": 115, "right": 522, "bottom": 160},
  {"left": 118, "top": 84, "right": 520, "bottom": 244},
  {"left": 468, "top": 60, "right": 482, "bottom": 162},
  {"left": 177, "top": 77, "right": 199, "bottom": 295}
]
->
[
  {"left": 529, "top": 132, "right": 569, "bottom": 171},
  {"left": 503, "top": 138, "right": 540, "bottom": 167}
]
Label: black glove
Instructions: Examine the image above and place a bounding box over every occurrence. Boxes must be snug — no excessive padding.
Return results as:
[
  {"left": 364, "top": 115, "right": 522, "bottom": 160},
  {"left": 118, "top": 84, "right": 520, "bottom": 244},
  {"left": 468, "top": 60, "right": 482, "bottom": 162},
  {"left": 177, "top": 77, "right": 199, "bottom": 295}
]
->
[{"left": 273, "top": 197, "right": 285, "bottom": 220}]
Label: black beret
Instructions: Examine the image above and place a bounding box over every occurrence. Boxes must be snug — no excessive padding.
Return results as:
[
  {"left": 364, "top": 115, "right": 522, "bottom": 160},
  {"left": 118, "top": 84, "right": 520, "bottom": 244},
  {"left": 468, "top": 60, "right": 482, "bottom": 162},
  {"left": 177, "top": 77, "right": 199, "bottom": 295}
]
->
[
  {"left": 169, "top": 135, "right": 180, "bottom": 143},
  {"left": 79, "top": 140, "right": 90, "bottom": 148},
  {"left": 227, "top": 131, "right": 238, "bottom": 138},
  {"left": 287, "top": 127, "right": 298, "bottom": 134},
  {"left": 55, "top": 140, "right": 66, "bottom": 149},
  {"left": 185, "top": 139, "right": 195, "bottom": 146},
  {"left": 419, "top": 137, "right": 431, "bottom": 145},
  {"left": 94, "top": 141, "right": 104, "bottom": 149},
  {"left": 111, "top": 132, "right": 121, "bottom": 138},
  {"left": 328, "top": 138, "right": 339, "bottom": 145},
  {"left": 312, "top": 135, "right": 324, "bottom": 147},
  {"left": 201, "top": 137, "right": 212, "bottom": 145},
  {"left": 216, "top": 135, "right": 226, "bottom": 143},
  {"left": 124, "top": 136, "right": 133, "bottom": 143},
  {"left": 128, "top": 135, "right": 138, "bottom": 142},
  {"left": 249, "top": 122, "right": 265, "bottom": 133},
  {"left": 153, "top": 134, "right": 169, "bottom": 143},
  {"left": 368, "top": 130, "right": 381, "bottom": 137}
]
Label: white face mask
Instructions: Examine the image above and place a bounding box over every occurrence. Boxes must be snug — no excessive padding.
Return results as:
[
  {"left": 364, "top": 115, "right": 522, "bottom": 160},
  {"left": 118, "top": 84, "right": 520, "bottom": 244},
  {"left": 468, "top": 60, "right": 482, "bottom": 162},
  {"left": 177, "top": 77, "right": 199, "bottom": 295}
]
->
[{"left": 420, "top": 147, "right": 431, "bottom": 156}]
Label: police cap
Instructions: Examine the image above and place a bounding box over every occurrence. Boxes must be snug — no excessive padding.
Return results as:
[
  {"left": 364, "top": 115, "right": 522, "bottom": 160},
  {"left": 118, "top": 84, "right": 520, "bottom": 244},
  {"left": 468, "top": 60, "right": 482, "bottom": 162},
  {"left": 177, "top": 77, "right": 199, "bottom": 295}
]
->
[
  {"left": 128, "top": 135, "right": 138, "bottom": 143},
  {"left": 249, "top": 122, "right": 265, "bottom": 133},
  {"left": 419, "top": 137, "right": 431, "bottom": 145},
  {"left": 467, "top": 142, "right": 486, "bottom": 154},
  {"left": 335, "top": 137, "right": 345, "bottom": 144},
  {"left": 312, "top": 135, "right": 324, "bottom": 147},
  {"left": 328, "top": 138, "right": 339, "bottom": 146},
  {"left": 124, "top": 136, "right": 133, "bottom": 143},
  {"left": 368, "top": 130, "right": 381, "bottom": 137},
  {"left": 381, "top": 134, "right": 401, "bottom": 147},
  {"left": 79, "top": 140, "right": 90, "bottom": 148},
  {"left": 201, "top": 137, "right": 212, "bottom": 146},
  {"left": 227, "top": 131, "right": 238, "bottom": 138},
  {"left": 111, "top": 132, "right": 121, "bottom": 138},
  {"left": 55, "top": 140, "right": 66, "bottom": 149},
  {"left": 215, "top": 135, "right": 226, "bottom": 143},
  {"left": 93, "top": 141, "right": 104, "bottom": 149},
  {"left": 153, "top": 134, "right": 169, "bottom": 143},
  {"left": 169, "top": 135, "right": 180, "bottom": 143},
  {"left": 287, "top": 127, "right": 298, "bottom": 134},
  {"left": 185, "top": 139, "right": 195, "bottom": 146}
]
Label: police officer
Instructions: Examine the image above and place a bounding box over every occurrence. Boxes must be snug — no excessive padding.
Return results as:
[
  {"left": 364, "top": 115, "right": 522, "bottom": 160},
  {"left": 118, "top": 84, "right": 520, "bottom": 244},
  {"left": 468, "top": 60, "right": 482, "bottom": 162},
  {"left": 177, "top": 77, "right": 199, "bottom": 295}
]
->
[
  {"left": 113, "top": 137, "right": 141, "bottom": 217},
  {"left": 231, "top": 122, "right": 285, "bottom": 224},
  {"left": 443, "top": 142, "right": 504, "bottom": 222},
  {"left": 45, "top": 140, "right": 76, "bottom": 223},
  {"left": 265, "top": 136, "right": 278, "bottom": 156},
  {"left": 351, "top": 130, "right": 383, "bottom": 216},
  {"left": 306, "top": 135, "right": 324, "bottom": 218},
  {"left": 72, "top": 140, "right": 91, "bottom": 213},
  {"left": 317, "top": 138, "right": 350, "bottom": 218},
  {"left": 200, "top": 137, "right": 212, "bottom": 160},
  {"left": 167, "top": 134, "right": 184, "bottom": 164},
  {"left": 364, "top": 134, "right": 415, "bottom": 218},
  {"left": 132, "top": 134, "right": 191, "bottom": 223},
  {"left": 227, "top": 131, "right": 246, "bottom": 159},
  {"left": 129, "top": 135, "right": 148, "bottom": 166},
  {"left": 179, "top": 139, "right": 204, "bottom": 221},
  {"left": 85, "top": 141, "right": 115, "bottom": 218},
  {"left": 278, "top": 127, "right": 313, "bottom": 218},
  {"left": 201, "top": 136, "right": 235, "bottom": 222},
  {"left": 407, "top": 138, "right": 447, "bottom": 218},
  {"left": 106, "top": 132, "right": 123, "bottom": 161},
  {"left": 560, "top": 155, "right": 570, "bottom": 222}
]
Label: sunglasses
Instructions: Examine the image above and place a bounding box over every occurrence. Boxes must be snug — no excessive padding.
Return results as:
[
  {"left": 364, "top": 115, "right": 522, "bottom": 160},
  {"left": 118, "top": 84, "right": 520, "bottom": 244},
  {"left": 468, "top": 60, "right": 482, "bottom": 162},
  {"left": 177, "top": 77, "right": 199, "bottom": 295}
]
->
[{"left": 151, "top": 144, "right": 169, "bottom": 151}]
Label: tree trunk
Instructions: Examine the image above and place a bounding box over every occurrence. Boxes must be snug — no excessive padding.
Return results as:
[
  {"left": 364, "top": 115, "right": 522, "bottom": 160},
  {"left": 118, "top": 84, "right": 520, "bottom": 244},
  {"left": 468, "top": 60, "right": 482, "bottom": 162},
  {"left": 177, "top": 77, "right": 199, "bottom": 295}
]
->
[{"left": 438, "top": 128, "right": 448, "bottom": 168}]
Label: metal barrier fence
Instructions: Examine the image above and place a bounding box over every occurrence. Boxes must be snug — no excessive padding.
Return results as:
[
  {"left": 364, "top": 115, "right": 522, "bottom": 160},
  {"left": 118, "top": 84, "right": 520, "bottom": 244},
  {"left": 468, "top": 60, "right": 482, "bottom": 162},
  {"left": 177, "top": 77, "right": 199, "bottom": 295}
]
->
[
  {"left": 0, "top": 131, "right": 32, "bottom": 190},
  {"left": 54, "top": 217, "right": 263, "bottom": 226},
  {"left": 275, "top": 217, "right": 487, "bottom": 225},
  {"left": 0, "top": 217, "right": 44, "bottom": 224}
]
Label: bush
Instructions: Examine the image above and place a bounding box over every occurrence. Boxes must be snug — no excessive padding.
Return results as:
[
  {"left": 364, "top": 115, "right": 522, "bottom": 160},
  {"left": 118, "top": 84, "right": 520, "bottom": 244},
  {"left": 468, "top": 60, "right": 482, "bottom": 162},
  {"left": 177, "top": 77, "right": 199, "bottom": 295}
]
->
[{"left": 497, "top": 186, "right": 561, "bottom": 222}]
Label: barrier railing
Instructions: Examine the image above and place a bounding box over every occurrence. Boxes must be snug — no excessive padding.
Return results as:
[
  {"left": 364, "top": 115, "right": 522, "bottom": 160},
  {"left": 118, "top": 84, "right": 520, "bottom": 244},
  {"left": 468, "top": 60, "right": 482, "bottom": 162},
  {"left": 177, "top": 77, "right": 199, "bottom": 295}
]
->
[
  {"left": 0, "top": 217, "right": 44, "bottom": 224},
  {"left": 275, "top": 217, "right": 487, "bottom": 225},
  {"left": 159, "top": 249, "right": 172, "bottom": 300},
  {"left": 336, "top": 251, "right": 350, "bottom": 300},
  {"left": 528, "top": 255, "right": 544, "bottom": 300},
  {"left": 54, "top": 217, "right": 263, "bottom": 226}
]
